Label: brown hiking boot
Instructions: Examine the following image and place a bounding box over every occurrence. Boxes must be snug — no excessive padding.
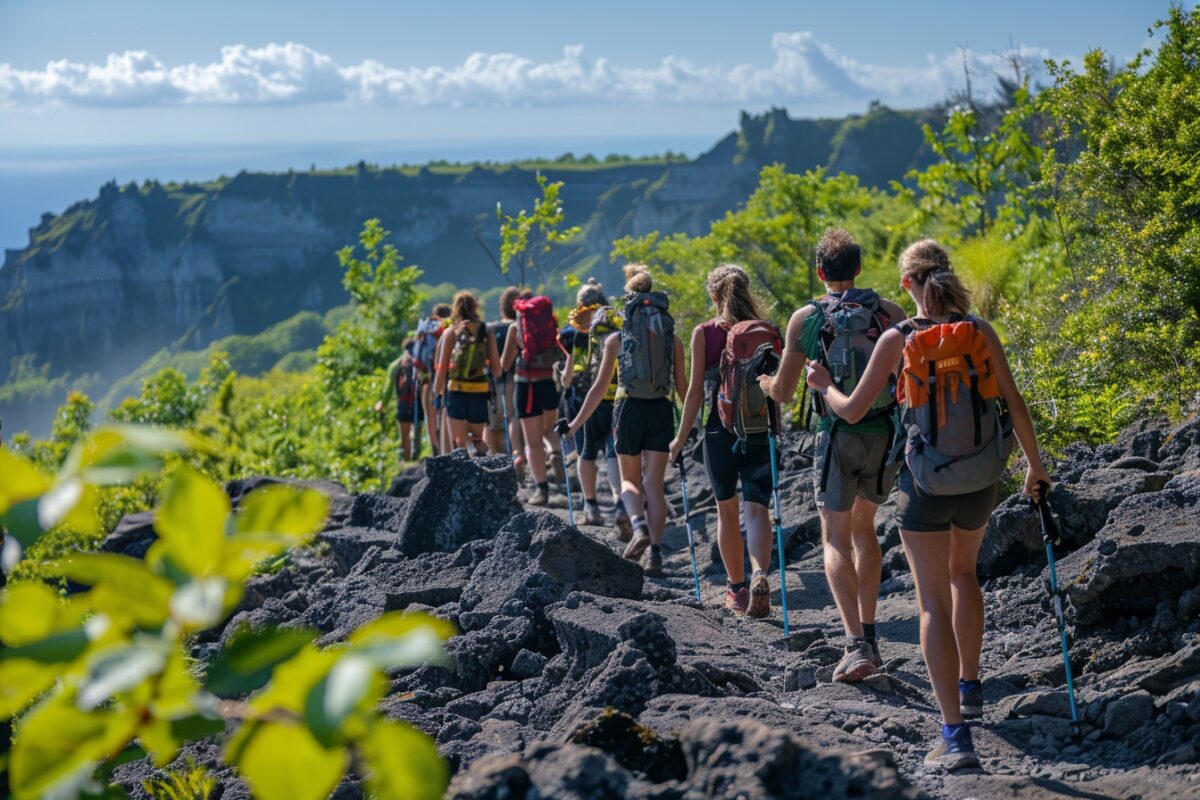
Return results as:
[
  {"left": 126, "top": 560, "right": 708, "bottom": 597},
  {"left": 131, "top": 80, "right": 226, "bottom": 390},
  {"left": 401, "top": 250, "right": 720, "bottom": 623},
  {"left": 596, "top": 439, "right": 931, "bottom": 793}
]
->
[
  {"left": 642, "top": 546, "right": 664, "bottom": 576},
  {"left": 833, "top": 638, "right": 877, "bottom": 683},
  {"left": 527, "top": 484, "right": 550, "bottom": 507},
  {"left": 747, "top": 571, "right": 771, "bottom": 619},
  {"left": 611, "top": 506, "right": 633, "bottom": 542},
  {"left": 724, "top": 584, "right": 749, "bottom": 614},
  {"left": 622, "top": 530, "right": 651, "bottom": 561}
]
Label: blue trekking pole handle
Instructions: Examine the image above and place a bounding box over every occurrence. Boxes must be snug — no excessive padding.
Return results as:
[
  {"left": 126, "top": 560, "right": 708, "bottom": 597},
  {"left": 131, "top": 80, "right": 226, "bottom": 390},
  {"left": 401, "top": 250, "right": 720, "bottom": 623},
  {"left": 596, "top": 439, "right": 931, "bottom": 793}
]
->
[
  {"left": 1033, "top": 482, "right": 1081, "bottom": 737},
  {"left": 767, "top": 399, "right": 790, "bottom": 637},
  {"left": 676, "top": 455, "right": 703, "bottom": 602}
]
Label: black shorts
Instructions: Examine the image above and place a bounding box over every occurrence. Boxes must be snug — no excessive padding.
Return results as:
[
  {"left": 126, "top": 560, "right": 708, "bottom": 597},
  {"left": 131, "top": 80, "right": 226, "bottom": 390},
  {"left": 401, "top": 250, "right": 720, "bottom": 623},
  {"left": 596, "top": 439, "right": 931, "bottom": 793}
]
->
[
  {"left": 447, "top": 391, "right": 490, "bottom": 425},
  {"left": 703, "top": 423, "right": 773, "bottom": 507},
  {"left": 614, "top": 397, "right": 673, "bottom": 456},
  {"left": 582, "top": 401, "right": 617, "bottom": 461},
  {"left": 896, "top": 468, "right": 998, "bottom": 532},
  {"left": 516, "top": 380, "right": 559, "bottom": 419},
  {"left": 397, "top": 401, "right": 424, "bottom": 424}
]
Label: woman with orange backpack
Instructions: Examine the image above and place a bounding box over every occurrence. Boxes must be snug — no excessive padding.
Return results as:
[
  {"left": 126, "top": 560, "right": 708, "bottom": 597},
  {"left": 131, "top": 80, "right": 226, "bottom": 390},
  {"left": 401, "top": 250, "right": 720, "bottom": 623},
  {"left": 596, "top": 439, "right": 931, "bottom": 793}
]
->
[
  {"left": 500, "top": 290, "right": 568, "bottom": 506},
  {"left": 434, "top": 291, "right": 501, "bottom": 456},
  {"left": 800, "top": 240, "right": 1052, "bottom": 772},
  {"left": 670, "top": 265, "right": 782, "bottom": 617}
]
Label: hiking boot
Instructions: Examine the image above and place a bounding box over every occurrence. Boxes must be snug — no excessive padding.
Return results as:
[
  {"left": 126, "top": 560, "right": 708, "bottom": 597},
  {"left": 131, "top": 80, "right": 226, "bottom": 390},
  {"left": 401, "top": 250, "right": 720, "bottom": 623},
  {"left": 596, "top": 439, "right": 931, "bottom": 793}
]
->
[
  {"left": 724, "top": 584, "right": 749, "bottom": 614},
  {"left": 583, "top": 502, "right": 603, "bottom": 526},
  {"left": 527, "top": 484, "right": 550, "bottom": 507},
  {"left": 867, "top": 639, "right": 883, "bottom": 670},
  {"left": 833, "top": 638, "right": 877, "bottom": 683},
  {"left": 924, "top": 726, "right": 980, "bottom": 772},
  {"left": 642, "top": 546, "right": 664, "bottom": 577},
  {"left": 612, "top": 506, "right": 633, "bottom": 543},
  {"left": 960, "top": 679, "right": 983, "bottom": 720},
  {"left": 623, "top": 530, "right": 651, "bottom": 561},
  {"left": 747, "top": 571, "right": 771, "bottom": 619},
  {"left": 549, "top": 451, "right": 566, "bottom": 487}
]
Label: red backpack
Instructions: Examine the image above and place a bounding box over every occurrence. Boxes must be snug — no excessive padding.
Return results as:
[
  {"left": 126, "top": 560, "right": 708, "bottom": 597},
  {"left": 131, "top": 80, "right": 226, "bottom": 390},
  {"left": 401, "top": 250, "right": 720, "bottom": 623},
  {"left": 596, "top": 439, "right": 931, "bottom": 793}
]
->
[
  {"left": 514, "top": 296, "right": 564, "bottom": 378},
  {"left": 717, "top": 320, "right": 783, "bottom": 449},
  {"left": 395, "top": 363, "right": 417, "bottom": 405}
]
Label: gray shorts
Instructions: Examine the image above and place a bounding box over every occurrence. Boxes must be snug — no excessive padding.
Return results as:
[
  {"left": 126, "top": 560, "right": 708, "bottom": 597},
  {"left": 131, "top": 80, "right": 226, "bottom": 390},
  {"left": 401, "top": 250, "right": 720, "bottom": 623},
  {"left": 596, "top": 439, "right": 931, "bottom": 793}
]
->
[
  {"left": 896, "top": 469, "right": 998, "bottom": 532},
  {"left": 812, "top": 429, "right": 899, "bottom": 512}
]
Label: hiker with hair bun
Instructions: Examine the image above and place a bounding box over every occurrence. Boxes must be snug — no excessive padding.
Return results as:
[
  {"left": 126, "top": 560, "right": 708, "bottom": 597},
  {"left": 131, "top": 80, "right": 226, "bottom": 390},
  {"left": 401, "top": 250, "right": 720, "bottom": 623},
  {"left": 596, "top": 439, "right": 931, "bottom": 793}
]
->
[
  {"left": 560, "top": 264, "right": 686, "bottom": 576},
  {"left": 670, "top": 264, "right": 782, "bottom": 616},
  {"left": 760, "top": 229, "right": 906, "bottom": 683},
  {"left": 800, "top": 238, "right": 1052, "bottom": 771},
  {"left": 561, "top": 279, "right": 630, "bottom": 536},
  {"left": 434, "top": 290, "right": 501, "bottom": 456},
  {"left": 500, "top": 288, "right": 568, "bottom": 506}
]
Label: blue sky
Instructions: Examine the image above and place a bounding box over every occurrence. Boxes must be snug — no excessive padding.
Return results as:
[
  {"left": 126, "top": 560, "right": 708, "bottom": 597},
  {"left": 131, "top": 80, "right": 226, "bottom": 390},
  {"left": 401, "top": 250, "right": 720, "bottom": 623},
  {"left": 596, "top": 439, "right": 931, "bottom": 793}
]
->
[{"left": 0, "top": 0, "right": 1187, "bottom": 147}]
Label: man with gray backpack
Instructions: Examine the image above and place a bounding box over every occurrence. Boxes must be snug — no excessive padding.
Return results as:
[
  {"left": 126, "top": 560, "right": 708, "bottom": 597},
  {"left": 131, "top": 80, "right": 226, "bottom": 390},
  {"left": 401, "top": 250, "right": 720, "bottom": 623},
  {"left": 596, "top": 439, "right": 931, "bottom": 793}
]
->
[{"left": 759, "top": 229, "right": 906, "bottom": 683}]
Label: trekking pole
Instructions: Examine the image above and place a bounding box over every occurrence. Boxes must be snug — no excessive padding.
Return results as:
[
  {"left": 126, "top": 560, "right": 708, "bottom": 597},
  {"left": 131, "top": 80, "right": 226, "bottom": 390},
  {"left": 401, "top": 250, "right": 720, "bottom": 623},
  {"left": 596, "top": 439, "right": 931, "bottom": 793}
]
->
[
  {"left": 1033, "top": 482, "right": 1081, "bottom": 738},
  {"left": 767, "top": 399, "right": 791, "bottom": 637},
  {"left": 676, "top": 453, "right": 703, "bottom": 603},
  {"left": 411, "top": 370, "right": 422, "bottom": 460},
  {"left": 558, "top": 429, "right": 576, "bottom": 527}
]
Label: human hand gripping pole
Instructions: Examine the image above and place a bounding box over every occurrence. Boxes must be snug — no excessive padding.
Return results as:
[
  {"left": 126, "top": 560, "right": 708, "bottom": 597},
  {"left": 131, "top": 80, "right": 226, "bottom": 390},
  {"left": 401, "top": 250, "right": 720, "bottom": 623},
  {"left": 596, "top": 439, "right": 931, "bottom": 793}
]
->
[
  {"left": 1032, "top": 480, "right": 1081, "bottom": 739},
  {"left": 554, "top": 418, "right": 575, "bottom": 527},
  {"left": 675, "top": 447, "right": 703, "bottom": 603},
  {"left": 766, "top": 398, "right": 791, "bottom": 637}
]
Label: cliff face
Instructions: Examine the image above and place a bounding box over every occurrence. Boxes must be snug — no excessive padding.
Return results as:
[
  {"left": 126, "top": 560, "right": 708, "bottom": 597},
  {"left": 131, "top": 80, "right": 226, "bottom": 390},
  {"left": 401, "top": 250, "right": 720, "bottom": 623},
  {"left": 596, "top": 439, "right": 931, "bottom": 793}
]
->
[{"left": 0, "top": 106, "right": 933, "bottom": 395}]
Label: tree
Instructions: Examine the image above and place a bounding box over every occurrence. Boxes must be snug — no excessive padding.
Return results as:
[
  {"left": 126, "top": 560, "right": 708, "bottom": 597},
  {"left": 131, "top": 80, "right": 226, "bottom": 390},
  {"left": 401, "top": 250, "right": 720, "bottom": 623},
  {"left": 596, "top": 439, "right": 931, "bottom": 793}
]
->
[{"left": 497, "top": 173, "right": 582, "bottom": 287}]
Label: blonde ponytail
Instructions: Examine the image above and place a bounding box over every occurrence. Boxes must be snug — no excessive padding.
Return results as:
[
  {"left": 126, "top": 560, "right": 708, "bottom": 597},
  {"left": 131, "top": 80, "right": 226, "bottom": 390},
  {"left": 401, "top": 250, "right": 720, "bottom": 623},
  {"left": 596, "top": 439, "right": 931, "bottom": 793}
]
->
[{"left": 899, "top": 239, "right": 972, "bottom": 318}]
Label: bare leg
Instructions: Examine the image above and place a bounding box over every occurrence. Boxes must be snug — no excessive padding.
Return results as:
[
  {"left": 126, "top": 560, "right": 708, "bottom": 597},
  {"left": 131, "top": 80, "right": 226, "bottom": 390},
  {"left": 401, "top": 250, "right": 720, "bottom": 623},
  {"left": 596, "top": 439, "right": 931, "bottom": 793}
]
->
[
  {"left": 820, "top": 507, "right": 864, "bottom": 638},
  {"left": 468, "top": 423, "right": 489, "bottom": 456},
  {"left": 949, "top": 524, "right": 986, "bottom": 683},
  {"left": 521, "top": 415, "right": 548, "bottom": 484},
  {"left": 618, "top": 453, "right": 645, "bottom": 520},
  {"left": 851, "top": 497, "right": 883, "bottom": 626},
  {"left": 641, "top": 451, "right": 669, "bottom": 544},
  {"left": 605, "top": 454, "right": 621, "bottom": 503},
  {"left": 744, "top": 501, "right": 772, "bottom": 574},
  {"left": 399, "top": 422, "right": 413, "bottom": 461},
  {"left": 901, "top": 528, "right": 961, "bottom": 724},
  {"left": 449, "top": 417, "right": 471, "bottom": 451},
  {"left": 715, "top": 497, "right": 745, "bottom": 584}
]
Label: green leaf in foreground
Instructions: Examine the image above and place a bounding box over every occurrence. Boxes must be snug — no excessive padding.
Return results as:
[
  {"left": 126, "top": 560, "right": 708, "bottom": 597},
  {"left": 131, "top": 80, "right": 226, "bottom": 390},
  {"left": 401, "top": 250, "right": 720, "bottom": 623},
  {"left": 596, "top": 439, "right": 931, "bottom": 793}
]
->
[
  {"left": 205, "top": 625, "right": 318, "bottom": 698},
  {"left": 360, "top": 719, "right": 448, "bottom": 800},
  {"left": 228, "top": 721, "right": 347, "bottom": 800}
]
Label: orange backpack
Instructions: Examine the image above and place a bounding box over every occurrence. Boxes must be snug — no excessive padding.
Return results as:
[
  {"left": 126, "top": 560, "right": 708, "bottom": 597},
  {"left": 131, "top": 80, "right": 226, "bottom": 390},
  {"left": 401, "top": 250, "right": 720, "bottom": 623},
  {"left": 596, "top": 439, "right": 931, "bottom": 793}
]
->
[{"left": 897, "top": 316, "right": 1013, "bottom": 495}]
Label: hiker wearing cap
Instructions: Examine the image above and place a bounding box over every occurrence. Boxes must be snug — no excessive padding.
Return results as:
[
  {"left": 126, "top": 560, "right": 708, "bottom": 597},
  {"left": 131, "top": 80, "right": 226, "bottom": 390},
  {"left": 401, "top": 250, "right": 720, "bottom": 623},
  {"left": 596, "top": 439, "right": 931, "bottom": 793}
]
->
[
  {"left": 500, "top": 290, "right": 568, "bottom": 506},
  {"left": 802, "top": 239, "right": 1051, "bottom": 771},
  {"left": 760, "top": 229, "right": 907, "bottom": 682},
  {"left": 561, "top": 280, "right": 630, "bottom": 536},
  {"left": 374, "top": 342, "right": 422, "bottom": 461},
  {"left": 434, "top": 290, "right": 501, "bottom": 456},
  {"left": 486, "top": 287, "right": 525, "bottom": 468},
  {"left": 670, "top": 265, "right": 782, "bottom": 616},
  {"left": 561, "top": 264, "right": 686, "bottom": 576}
]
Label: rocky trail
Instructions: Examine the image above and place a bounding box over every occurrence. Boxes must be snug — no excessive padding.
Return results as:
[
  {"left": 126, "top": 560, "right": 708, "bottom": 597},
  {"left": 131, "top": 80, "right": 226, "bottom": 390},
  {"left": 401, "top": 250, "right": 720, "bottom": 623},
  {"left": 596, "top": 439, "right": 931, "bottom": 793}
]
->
[{"left": 107, "top": 411, "right": 1200, "bottom": 799}]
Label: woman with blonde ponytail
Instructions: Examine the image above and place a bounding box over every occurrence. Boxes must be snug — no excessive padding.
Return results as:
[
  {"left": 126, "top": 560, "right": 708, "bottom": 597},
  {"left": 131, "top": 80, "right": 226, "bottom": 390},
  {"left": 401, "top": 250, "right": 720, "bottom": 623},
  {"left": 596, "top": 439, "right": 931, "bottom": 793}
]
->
[
  {"left": 804, "top": 239, "right": 1051, "bottom": 771},
  {"left": 671, "top": 264, "right": 778, "bottom": 617}
]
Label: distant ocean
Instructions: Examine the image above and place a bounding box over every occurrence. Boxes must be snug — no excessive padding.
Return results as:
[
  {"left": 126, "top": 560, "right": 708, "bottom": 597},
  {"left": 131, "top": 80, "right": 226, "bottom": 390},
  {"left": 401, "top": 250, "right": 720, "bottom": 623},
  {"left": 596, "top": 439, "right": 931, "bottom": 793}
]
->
[{"left": 0, "top": 135, "right": 717, "bottom": 253}]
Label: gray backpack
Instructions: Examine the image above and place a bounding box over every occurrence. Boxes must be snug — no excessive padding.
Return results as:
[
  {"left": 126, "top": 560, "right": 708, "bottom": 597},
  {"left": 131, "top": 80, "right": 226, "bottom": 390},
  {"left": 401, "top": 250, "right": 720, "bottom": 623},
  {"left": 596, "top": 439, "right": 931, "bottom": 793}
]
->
[{"left": 618, "top": 292, "right": 675, "bottom": 400}]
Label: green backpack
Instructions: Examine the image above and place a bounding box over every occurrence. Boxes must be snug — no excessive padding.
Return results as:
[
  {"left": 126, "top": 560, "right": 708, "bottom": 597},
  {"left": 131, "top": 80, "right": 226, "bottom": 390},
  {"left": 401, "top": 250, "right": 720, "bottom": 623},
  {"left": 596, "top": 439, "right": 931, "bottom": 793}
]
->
[{"left": 450, "top": 322, "right": 489, "bottom": 383}]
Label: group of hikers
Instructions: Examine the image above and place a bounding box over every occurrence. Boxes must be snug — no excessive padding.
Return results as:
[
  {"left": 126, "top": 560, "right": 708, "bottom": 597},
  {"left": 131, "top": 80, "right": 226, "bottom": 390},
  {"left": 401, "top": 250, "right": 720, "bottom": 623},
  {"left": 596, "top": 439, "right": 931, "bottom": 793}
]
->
[{"left": 375, "top": 230, "right": 1052, "bottom": 772}]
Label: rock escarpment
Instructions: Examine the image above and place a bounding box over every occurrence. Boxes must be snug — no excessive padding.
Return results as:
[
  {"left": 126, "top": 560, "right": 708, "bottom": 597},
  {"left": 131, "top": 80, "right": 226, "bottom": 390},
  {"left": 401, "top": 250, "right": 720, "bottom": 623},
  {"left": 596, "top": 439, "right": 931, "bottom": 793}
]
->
[{"left": 105, "top": 411, "right": 1200, "bottom": 799}]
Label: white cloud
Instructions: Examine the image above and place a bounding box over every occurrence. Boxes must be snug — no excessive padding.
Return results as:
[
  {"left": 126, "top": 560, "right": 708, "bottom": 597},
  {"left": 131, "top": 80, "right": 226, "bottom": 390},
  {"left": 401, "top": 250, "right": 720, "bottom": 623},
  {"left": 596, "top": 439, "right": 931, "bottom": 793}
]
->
[{"left": 0, "top": 37, "right": 1054, "bottom": 110}]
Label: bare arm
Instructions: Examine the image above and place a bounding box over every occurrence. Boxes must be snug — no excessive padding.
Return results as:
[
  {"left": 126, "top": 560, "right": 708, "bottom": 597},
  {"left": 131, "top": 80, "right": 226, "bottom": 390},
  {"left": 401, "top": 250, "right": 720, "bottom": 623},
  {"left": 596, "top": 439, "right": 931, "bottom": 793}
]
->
[
  {"left": 567, "top": 334, "right": 618, "bottom": 436},
  {"left": 760, "top": 306, "right": 813, "bottom": 404},
  {"left": 672, "top": 334, "right": 687, "bottom": 405},
  {"left": 806, "top": 329, "right": 904, "bottom": 424},
  {"left": 977, "top": 318, "right": 1051, "bottom": 495},
  {"left": 433, "top": 331, "right": 452, "bottom": 396},
  {"left": 500, "top": 320, "right": 519, "bottom": 372},
  {"left": 670, "top": 328, "right": 706, "bottom": 462},
  {"left": 561, "top": 345, "right": 575, "bottom": 389}
]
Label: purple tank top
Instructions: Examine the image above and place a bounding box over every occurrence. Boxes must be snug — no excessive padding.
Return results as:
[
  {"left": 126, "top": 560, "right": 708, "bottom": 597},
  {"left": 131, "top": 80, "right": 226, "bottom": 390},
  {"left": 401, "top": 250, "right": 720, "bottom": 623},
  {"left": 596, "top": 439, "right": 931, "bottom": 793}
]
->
[{"left": 699, "top": 319, "right": 727, "bottom": 371}]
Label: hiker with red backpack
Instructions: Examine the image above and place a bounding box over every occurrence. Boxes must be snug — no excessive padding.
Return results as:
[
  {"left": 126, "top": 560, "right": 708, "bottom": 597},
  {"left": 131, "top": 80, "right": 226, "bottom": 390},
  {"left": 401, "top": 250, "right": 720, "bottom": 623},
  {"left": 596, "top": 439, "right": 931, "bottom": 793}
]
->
[
  {"left": 759, "top": 229, "right": 907, "bottom": 682},
  {"left": 561, "top": 280, "right": 631, "bottom": 536},
  {"left": 560, "top": 265, "right": 687, "bottom": 576},
  {"left": 374, "top": 345, "right": 422, "bottom": 461},
  {"left": 434, "top": 291, "right": 501, "bottom": 456},
  {"left": 803, "top": 239, "right": 1052, "bottom": 771},
  {"left": 500, "top": 290, "right": 568, "bottom": 506},
  {"left": 670, "top": 265, "right": 782, "bottom": 618}
]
